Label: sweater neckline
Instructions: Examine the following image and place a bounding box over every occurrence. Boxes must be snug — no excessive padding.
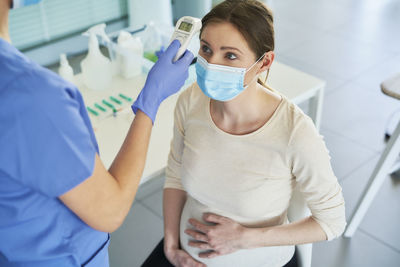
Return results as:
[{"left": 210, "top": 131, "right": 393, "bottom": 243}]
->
[{"left": 205, "top": 92, "right": 286, "bottom": 138}]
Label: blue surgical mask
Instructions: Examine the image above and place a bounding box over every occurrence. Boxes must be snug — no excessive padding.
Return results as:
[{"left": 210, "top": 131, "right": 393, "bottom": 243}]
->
[
  {"left": 195, "top": 54, "right": 265, "bottom": 101},
  {"left": 12, "top": 0, "right": 42, "bottom": 9}
]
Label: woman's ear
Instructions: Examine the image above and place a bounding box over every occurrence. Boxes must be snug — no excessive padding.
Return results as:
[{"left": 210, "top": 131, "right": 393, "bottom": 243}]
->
[{"left": 258, "top": 51, "right": 274, "bottom": 74}]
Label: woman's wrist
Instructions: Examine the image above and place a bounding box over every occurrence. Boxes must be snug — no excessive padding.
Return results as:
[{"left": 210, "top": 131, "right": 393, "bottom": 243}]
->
[
  {"left": 164, "top": 245, "right": 178, "bottom": 255},
  {"left": 242, "top": 226, "right": 273, "bottom": 249},
  {"left": 241, "top": 226, "right": 255, "bottom": 249},
  {"left": 164, "top": 243, "right": 179, "bottom": 266},
  {"left": 164, "top": 235, "right": 180, "bottom": 255}
]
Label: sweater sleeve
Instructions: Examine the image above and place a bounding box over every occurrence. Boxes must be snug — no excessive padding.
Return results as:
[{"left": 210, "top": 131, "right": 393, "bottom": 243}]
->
[
  {"left": 164, "top": 87, "right": 191, "bottom": 191},
  {"left": 288, "top": 115, "right": 347, "bottom": 241}
]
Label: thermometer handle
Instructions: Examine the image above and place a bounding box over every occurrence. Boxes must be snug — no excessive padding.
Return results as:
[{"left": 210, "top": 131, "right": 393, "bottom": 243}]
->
[{"left": 173, "top": 41, "right": 187, "bottom": 62}]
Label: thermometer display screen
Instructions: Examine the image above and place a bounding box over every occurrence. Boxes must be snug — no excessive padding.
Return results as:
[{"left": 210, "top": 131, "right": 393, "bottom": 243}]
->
[{"left": 178, "top": 22, "right": 193, "bottom": 32}]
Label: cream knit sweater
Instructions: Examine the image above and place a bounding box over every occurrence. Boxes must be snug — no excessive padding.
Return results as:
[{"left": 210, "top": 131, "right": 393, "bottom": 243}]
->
[{"left": 164, "top": 83, "right": 346, "bottom": 267}]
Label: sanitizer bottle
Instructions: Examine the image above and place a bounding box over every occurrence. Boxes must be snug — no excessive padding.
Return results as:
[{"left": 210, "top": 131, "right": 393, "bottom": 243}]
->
[
  {"left": 117, "top": 31, "right": 143, "bottom": 79},
  {"left": 58, "top": 53, "right": 75, "bottom": 84},
  {"left": 80, "top": 32, "right": 112, "bottom": 91}
]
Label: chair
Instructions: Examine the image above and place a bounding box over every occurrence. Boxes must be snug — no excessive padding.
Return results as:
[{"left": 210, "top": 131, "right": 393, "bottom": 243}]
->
[{"left": 344, "top": 72, "right": 400, "bottom": 237}]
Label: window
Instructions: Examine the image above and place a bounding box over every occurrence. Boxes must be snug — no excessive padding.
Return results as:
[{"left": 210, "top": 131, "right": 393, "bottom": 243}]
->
[{"left": 9, "top": 0, "right": 128, "bottom": 50}]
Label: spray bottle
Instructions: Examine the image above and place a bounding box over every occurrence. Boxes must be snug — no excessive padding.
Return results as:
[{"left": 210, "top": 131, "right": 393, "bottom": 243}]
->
[{"left": 80, "top": 24, "right": 112, "bottom": 91}]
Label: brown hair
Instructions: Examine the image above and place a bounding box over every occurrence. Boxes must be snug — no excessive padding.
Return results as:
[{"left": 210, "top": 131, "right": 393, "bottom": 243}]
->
[
  {"left": 200, "top": 0, "right": 275, "bottom": 88},
  {"left": 201, "top": 0, "right": 274, "bottom": 60}
]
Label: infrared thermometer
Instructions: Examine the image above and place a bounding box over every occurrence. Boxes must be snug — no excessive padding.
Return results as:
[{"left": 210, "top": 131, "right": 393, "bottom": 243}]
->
[{"left": 170, "top": 16, "right": 202, "bottom": 62}]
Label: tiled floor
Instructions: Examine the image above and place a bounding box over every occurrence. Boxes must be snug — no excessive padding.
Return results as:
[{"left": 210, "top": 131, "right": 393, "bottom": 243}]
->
[{"left": 106, "top": 0, "right": 400, "bottom": 266}]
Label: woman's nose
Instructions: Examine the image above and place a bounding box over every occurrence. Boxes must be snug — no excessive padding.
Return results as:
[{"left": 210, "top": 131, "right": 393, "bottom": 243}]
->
[{"left": 205, "top": 55, "right": 222, "bottom": 65}]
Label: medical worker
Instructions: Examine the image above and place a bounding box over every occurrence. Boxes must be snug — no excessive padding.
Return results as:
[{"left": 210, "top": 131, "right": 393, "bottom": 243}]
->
[{"left": 0, "top": 0, "right": 194, "bottom": 266}]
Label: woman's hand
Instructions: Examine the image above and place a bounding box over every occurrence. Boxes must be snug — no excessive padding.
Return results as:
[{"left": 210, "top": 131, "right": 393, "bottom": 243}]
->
[
  {"left": 165, "top": 248, "right": 207, "bottom": 267},
  {"left": 185, "top": 213, "right": 248, "bottom": 259}
]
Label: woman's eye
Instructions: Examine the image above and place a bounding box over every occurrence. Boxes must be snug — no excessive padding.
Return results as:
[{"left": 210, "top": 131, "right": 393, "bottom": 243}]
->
[
  {"left": 226, "top": 53, "right": 237, "bottom": 60},
  {"left": 202, "top": 45, "right": 212, "bottom": 54}
]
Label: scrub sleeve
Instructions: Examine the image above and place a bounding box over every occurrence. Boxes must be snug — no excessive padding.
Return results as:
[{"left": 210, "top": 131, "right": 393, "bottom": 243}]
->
[{"left": 0, "top": 37, "right": 109, "bottom": 266}]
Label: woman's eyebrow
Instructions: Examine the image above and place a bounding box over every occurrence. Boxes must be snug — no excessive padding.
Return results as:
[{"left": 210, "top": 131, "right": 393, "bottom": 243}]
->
[
  {"left": 200, "top": 39, "right": 243, "bottom": 54},
  {"left": 220, "top": 46, "right": 243, "bottom": 54},
  {"left": 200, "top": 39, "right": 211, "bottom": 46}
]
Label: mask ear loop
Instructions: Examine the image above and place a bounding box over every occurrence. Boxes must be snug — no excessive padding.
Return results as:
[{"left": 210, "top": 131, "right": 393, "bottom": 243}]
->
[
  {"left": 254, "top": 53, "right": 269, "bottom": 86},
  {"left": 244, "top": 53, "right": 267, "bottom": 88},
  {"left": 246, "top": 52, "right": 267, "bottom": 72},
  {"left": 259, "top": 52, "right": 276, "bottom": 93}
]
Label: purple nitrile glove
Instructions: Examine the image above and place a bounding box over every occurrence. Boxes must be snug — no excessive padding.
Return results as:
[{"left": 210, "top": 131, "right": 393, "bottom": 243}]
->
[
  {"left": 132, "top": 40, "right": 194, "bottom": 123},
  {"left": 155, "top": 46, "right": 165, "bottom": 58}
]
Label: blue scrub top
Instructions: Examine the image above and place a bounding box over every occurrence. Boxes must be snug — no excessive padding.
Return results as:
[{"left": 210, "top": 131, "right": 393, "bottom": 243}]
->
[{"left": 0, "top": 38, "right": 110, "bottom": 266}]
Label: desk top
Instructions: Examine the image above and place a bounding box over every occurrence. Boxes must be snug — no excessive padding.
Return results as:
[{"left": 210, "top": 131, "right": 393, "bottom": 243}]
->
[
  {"left": 75, "top": 60, "right": 325, "bottom": 183},
  {"left": 381, "top": 72, "right": 400, "bottom": 100}
]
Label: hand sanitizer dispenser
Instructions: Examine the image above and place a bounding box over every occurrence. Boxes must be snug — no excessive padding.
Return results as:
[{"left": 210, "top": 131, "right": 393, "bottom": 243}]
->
[
  {"left": 116, "top": 31, "right": 143, "bottom": 79},
  {"left": 58, "top": 53, "right": 75, "bottom": 84},
  {"left": 80, "top": 26, "right": 112, "bottom": 91}
]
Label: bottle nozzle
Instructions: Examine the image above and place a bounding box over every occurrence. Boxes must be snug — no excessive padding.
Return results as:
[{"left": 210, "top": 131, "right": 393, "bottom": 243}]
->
[
  {"left": 60, "top": 53, "right": 68, "bottom": 65},
  {"left": 82, "top": 23, "right": 111, "bottom": 44}
]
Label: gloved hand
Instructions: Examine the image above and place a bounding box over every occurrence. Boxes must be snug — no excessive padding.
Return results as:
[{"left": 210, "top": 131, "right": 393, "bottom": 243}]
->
[
  {"left": 155, "top": 46, "right": 165, "bottom": 58},
  {"left": 132, "top": 40, "right": 194, "bottom": 123}
]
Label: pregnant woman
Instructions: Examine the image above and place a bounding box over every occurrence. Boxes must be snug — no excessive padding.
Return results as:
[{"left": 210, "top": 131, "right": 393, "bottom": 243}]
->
[{"left": 143, "top": 1, "right": 346, "bottom": 266}]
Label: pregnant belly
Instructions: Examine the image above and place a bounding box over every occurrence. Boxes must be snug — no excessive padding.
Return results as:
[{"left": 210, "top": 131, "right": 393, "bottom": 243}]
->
[{"left": 179, "top": 196, "right": 295, "bottom": 267}]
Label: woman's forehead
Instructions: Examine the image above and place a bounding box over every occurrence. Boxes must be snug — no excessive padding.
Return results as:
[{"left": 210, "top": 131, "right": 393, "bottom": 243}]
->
[{"left": 201, "top": 22, "right": 251, "bottom": 52}]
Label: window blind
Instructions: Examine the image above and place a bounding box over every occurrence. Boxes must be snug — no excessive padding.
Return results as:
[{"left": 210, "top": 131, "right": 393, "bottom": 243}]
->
[{"left": 9, "top": 0, "right": 128, "bottom": 50}]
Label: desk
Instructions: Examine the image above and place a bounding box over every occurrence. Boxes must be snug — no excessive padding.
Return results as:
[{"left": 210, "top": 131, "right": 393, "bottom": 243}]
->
[{"left": 75, "top": 60, "right": 326, "bottom": 184}]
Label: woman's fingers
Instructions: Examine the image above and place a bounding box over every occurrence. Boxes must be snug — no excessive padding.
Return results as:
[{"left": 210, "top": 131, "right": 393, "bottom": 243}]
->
[
  {"left": 188, "top": 218, "right": 212, "bottom": 234},
  {"left": 184, "top": 229, "right": 208, "bottom": 242},
  {"left": 198, "top": 250, "right": 219, "bottom": 259},
  {"left": 188, "top": 240, "right": 213, "bottom": 250},
  {"left": 202, "top": 213, "right": 228, "bottom": 224}
]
